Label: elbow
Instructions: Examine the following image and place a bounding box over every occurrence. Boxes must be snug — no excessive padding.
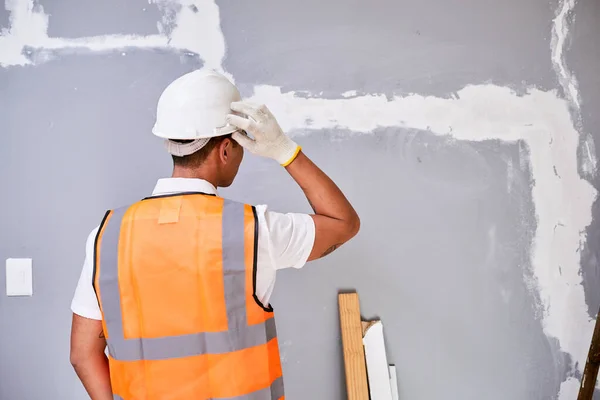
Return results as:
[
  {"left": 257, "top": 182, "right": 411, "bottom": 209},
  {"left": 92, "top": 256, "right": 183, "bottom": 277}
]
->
[
  {"left": 346, "top": 213, "right": 361, "bottom": 240},
  {"left": 70, "top": 351, "right": 83, "bottom": 369},
  {"left": 70, "top": 349, "right": 90, "bottom": 370}
]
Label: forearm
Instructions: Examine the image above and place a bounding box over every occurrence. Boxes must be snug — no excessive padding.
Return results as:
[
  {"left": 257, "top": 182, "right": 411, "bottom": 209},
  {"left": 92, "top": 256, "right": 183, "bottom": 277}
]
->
[
  {"left": 72, "top": 354, "right": 113, "bottom": 400},
  {"left": 285, "top": 151, "right": 360, "bottom": 259},
  {"left": 286, "top": 152, "right": 357, "bottom": 221}
]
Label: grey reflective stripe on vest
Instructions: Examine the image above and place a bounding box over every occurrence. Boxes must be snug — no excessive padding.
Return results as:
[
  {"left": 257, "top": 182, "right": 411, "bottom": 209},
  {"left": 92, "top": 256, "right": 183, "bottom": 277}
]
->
[{"left": 98, "top": 199, "right": 277, "bottom": 362}]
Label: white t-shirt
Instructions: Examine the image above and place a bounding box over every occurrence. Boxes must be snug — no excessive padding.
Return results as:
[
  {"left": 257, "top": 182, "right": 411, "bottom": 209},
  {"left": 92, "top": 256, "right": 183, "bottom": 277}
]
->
[{"left": 71, "top": 178, "right": 315, "bottom": 320}]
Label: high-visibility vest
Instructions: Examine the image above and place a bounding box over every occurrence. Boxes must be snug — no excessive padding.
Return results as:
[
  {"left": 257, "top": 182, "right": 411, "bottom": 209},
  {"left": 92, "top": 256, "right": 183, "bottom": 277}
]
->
[{"left": 93, "top": 193, "right": 284, "bottom": 400}]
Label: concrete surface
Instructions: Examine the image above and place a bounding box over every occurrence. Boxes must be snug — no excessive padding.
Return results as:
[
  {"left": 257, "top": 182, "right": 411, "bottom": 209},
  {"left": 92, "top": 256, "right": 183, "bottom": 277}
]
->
[{"left": 220, "top": 0, "right": 558, "bottom": 97}]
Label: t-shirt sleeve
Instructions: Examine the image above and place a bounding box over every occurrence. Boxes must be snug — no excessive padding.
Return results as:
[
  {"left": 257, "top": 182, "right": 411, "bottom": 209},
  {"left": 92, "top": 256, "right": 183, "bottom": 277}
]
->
[
  {"left": 256, "top": 205, "right": 316, "bottom": 271},
  {"left": 70, "top": 227, "right": 103, "bottom": 320}
]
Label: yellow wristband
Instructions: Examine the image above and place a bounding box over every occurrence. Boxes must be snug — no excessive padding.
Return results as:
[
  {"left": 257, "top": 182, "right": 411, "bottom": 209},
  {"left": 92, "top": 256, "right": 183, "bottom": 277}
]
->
[{"left": 280, "top": 145, "right": 302, "bottom": 167}]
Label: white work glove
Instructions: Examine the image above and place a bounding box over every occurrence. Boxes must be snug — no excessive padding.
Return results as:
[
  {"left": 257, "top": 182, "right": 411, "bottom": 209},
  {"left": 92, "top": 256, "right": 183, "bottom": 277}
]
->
[{"left": 226, "top": 101, "right": 301, "bottom": 166}]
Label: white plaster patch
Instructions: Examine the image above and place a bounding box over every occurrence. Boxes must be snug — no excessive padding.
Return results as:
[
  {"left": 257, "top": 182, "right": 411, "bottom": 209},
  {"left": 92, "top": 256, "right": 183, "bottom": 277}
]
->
[
  {"left": 552, "top": 0, "right": 580, "bottom": 109},
  {"left": 1, "top": 0, "right": 50, "bottom": 66},
  {"left": 0, "top": 0, "right": 596, "bottom": 397},
  {"left": 581, "top": 133, "right": 597, "bottom": 177},
  {"left": 506, "top": 156, "right": 515, "bottom": 194},
  {"left": 0, "top": 0, "right": 229, "bottom": 77},
  {"left": 550, "top": 1, "right": 598, "bottom": 394},
  {"left": 152, "top": 0, "right": 229, "bottom": 77},
  {"left": 551, "top": 0, "right": 597, "bottom": 180},
  {"left": 518, "top": 141, "right": 530, "bottom": 172}
]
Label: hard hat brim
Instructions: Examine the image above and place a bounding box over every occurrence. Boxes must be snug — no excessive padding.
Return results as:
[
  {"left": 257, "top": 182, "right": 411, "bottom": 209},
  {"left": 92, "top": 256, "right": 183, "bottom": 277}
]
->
[{"left": 152, "top": 123, "right": 239, "bottom": 140}]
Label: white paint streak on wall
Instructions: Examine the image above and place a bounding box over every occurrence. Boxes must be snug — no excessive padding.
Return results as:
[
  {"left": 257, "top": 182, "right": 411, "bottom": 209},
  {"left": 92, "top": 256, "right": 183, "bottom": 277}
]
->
[
  {"left": 551, "top": 0, "right": 580, "bottom": 109},
  {"left": 551, "top": 0, "right": 597, "bottom": 178},
  {"left": 581, "top": 133, "right": 597, "bottom": 178},
  {"left": 152, "top": 0, "right": 228, "bottom": 75},
  {"left": 550, "top": 2, "right": 598, "bottom": 395},
  {"left": 506, "top": 157, "right": 514, "bottom": 194},
  {"left": 247, "top": 84, "right": 596, "bottom": 399},
  {"left": 1, "top": 0, "right": 168, "bottom": 66},
  {"left": 0, "top": 0, "right": 227, "bottom": 75},
  {"left": 1, "top": 0, "right": 50, "bottom": 66},
  {"left": 0, "top": 0, "right": 596, "bottom": 397}
]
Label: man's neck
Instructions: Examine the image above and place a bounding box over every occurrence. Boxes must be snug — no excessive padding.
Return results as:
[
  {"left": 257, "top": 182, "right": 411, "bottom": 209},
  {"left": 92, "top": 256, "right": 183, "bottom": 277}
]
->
[{"left": 171, "top": 167, "right": 219, "bottom": 188}]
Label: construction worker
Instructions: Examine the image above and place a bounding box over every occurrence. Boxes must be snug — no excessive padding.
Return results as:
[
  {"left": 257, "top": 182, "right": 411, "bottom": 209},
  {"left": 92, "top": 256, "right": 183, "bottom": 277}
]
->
[{"left": 69, "top": 70, "right": 360, "bottom": 400}]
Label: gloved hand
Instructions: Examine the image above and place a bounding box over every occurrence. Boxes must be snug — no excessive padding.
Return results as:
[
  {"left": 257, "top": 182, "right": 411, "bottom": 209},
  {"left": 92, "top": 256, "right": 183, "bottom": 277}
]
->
[{"left": 226, "top": 101, "right": 301, "bottom": 166}]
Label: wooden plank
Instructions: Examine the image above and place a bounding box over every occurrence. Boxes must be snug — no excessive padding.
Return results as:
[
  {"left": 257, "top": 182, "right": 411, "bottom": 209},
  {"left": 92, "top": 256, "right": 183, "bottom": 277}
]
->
[
  {"left": 389, "top": 365, "right": 399, "bottom": 400},
  {"left": 578, "top": 308, "right": 600, "bottom": 400},
  {"left": 363, "top": 321, "right": 393, "bottom": 400},
  {"left": 339, "top": 293, "right": 369, "bottom": 400}
]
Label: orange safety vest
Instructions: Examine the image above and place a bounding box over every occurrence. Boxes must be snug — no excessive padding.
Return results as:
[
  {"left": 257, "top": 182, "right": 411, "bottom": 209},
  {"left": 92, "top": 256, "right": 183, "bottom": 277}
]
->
[{"left": 93, "top": 193, "right": 284, "bottom": 400}]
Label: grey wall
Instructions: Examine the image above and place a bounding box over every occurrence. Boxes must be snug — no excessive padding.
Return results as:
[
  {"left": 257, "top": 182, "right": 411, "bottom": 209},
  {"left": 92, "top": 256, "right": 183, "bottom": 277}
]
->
[{"left": 0, "top": 0, "right": 598, "bottom": 399}]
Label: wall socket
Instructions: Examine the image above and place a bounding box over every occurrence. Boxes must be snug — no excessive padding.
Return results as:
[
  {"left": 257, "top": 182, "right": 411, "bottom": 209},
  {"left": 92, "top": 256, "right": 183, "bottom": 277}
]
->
[{"left": 6, "top": 258, "right": 33, "bottom": 296}]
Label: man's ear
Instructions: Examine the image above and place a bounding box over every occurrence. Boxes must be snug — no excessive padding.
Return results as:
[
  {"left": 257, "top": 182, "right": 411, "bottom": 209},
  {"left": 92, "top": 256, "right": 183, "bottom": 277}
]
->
[{"left": 219, "top": 138, "right": 231, "bottom": 163}]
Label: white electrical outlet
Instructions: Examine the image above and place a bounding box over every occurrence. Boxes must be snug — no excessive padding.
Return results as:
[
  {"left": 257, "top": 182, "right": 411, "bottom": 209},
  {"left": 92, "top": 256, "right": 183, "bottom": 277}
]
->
[{"left": 6, "top": 258, "right": 33, "bottom": 296}]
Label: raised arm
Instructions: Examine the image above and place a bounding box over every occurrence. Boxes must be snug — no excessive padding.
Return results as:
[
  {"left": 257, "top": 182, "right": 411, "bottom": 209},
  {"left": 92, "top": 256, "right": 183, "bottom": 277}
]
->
[
  {"left": 227, "top": 102, "right": 360, "bottom": 260},
  {"left": 285, "top": 152, "right": 359, "bottom": 259}
]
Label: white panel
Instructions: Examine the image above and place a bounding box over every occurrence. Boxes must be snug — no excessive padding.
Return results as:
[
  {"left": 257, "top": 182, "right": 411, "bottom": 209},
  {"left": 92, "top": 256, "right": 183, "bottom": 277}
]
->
[
  {"left": 6, "top": 258, "right": 33, "bottom": 296},
  {"left": 363, "top": 321, "right": 393, "bottom": 400},
  {"left": 389, "top": 365, "right": 399, "bottom": 400}
]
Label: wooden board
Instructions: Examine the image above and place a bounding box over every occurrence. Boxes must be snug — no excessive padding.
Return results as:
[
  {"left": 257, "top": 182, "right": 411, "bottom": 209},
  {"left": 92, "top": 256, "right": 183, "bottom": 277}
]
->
[
  {"left": 363, "top": 321, "right": 393, "bottom": 400},
  {"left": 578, "top": 308, "right": 600, "bottom": 400},
  {"left": 339, "top": 293, "right": 369, "bottom": 400}
]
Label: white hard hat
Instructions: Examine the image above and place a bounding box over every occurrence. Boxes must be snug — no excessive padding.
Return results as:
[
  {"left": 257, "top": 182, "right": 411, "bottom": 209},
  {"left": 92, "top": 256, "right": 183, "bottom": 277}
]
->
[{"left": 152, "top": 70, "right": 242, "bottom": 156}]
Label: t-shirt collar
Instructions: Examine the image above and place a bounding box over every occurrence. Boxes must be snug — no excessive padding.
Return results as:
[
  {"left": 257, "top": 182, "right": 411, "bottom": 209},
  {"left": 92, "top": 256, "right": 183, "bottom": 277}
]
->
[{"left": 151, "top": 178, "right": 218, "bottom": 197}]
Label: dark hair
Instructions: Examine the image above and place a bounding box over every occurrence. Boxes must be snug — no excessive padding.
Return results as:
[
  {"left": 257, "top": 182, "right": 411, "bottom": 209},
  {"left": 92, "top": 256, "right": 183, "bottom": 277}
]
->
[{"left": 171, "top": 134, "right": 236, "bottom": 168}]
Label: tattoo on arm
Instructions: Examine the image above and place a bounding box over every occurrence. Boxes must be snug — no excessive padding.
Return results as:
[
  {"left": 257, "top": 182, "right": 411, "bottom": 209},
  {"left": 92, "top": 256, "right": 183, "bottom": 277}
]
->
[
  {"left": 321, "top": 243, "right": 342, "bottom": 257},
  {"left": 99, "top": 330, "right": 106, "bottom": 339}
]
